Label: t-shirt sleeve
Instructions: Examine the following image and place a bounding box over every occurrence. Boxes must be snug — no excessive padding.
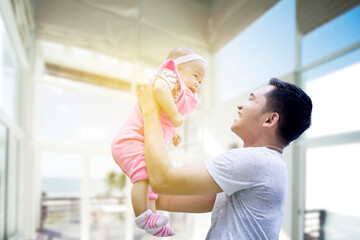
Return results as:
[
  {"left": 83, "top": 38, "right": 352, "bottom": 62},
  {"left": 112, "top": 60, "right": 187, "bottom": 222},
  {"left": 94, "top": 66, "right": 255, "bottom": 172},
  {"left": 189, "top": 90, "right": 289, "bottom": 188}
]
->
[
  {"left": 204, "top": 148, "right": 270, "bottom": 196},
  {"left": 155, "top": 68, "right": 178, "bottom": 91}
]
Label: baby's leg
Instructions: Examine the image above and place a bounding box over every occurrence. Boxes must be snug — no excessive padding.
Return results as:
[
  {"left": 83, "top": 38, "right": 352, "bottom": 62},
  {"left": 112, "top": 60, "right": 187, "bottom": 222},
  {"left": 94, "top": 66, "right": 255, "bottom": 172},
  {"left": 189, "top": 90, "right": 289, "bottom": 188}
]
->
[
  {"left": 131, "top": 180, "right": 150, "bottom": 217},
  {"left": 149, "top": 199, "right": 156, "bottom": 213},
  {"left": 133, "top": 180, "right": 175, "bottom": 237}
]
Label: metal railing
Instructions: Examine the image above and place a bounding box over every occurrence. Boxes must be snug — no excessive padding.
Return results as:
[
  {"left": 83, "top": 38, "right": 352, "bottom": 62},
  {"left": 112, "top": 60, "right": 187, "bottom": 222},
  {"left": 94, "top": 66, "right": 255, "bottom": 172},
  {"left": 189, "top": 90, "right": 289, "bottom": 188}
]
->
[
  {"left": 38, "top": 197, "right": 127, "bottom": 240},
  {"left": 304, "top": 209, "right": 326, "bottom": 240}
]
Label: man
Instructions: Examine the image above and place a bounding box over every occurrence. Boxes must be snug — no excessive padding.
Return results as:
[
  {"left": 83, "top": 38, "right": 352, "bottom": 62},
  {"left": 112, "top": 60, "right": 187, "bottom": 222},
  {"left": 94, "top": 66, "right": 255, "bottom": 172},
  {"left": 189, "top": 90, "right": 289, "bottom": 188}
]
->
[{"left": 137, "top": 78, "right": 312, "bottom": 239}]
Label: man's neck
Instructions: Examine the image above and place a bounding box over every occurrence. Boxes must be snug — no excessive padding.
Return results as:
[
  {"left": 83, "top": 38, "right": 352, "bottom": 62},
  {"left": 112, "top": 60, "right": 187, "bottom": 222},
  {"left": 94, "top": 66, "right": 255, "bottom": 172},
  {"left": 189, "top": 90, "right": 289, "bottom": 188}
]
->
[
  {"left": 243, "top": 139, "right": 284, "bottom": 154},
  {"left": 264, "top": 144, "right": 283, "bottom": 153}
]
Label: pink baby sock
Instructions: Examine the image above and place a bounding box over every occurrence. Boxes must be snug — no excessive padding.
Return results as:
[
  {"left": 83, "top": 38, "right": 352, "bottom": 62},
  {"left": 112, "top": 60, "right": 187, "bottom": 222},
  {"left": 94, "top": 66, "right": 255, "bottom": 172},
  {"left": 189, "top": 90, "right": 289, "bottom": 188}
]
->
[
  {"left": 151, "top": 225, "right": 176, "bottom": 237},
  {"left": 134, "top": 209, "right": 175, "bottom": 237}
]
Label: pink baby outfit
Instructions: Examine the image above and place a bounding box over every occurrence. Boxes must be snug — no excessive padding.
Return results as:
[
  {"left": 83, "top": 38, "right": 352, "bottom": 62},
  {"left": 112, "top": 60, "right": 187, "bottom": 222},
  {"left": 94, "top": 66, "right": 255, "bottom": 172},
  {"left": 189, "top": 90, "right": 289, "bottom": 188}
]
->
[{"left": 111, "top": 59, "right": 199, "bottom": 199}]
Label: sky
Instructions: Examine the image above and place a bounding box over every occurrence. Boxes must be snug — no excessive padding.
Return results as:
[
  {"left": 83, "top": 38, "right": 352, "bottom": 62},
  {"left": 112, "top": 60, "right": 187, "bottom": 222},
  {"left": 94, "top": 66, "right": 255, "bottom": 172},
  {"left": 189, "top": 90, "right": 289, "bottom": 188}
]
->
[
  {"left": 217, "top": 0, "right": 296, "bottom": 102},
  {"left": 216, "top": 0, "right": 360, "bottom": 103}
]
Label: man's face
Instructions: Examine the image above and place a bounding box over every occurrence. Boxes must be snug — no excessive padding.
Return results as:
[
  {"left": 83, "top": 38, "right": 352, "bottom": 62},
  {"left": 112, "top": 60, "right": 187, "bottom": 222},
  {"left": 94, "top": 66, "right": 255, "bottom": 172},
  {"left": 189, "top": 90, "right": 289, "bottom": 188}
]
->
[{"left": 231, "top": 85, "right": 275, "bottom": 141}]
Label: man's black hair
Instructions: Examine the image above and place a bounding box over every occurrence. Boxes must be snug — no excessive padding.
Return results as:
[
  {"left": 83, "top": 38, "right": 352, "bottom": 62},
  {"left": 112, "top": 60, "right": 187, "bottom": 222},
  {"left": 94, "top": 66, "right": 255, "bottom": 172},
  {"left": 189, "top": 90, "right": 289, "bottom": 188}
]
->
[{"left": 265, "top": 78, "right": 312, "bottom": 146}]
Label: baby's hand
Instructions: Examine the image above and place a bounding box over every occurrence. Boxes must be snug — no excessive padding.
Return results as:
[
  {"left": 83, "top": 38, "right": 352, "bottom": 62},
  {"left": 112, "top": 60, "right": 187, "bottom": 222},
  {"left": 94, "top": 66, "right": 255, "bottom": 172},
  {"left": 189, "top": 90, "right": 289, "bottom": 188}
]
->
[
  {"left": 171, "top": 113, "right": 184, "bottom": 127},
  {"left": 172, "top": 134, "right": 182, "bottom": 147}
]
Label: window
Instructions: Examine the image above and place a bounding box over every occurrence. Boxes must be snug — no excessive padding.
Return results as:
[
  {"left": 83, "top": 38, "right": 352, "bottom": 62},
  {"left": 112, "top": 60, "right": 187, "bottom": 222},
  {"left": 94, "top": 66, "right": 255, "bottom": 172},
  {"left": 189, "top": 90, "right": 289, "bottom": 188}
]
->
[
  {"left": 0, "top": 122, "right": 6, "bottom": 239},
  {"left": 305, "top": 143, "right": 360, "bottom": 239},
  {"left": 40, "top": 151, "right": 83, "bottom": 239},
  {"left": 301, "top": 51, "right": 360, "bottom": 239},
  {"left": 299, "top": 5, "right": 360, "bottom": 240},
  {"left": 41, "top": 151, "right": 83, "bottom": 198},
  {"left": 6, "top": 137, "right": 19, "bottom": 237},
  {"left": 0, "top": 13, "right": 22, "bottom": 239},
  {"left": 38, "top": 75, "right": 134, "bottom": 144},
  {"left": 301, "top": 5, "right": 360, "bottom": 67},
  {"left": 303, "top": 49, "right": 360, "bottom": 138},
  {"left": 215, "top": 0, "right": 295, "bottom": 102},
  {"left": 0, "top": 16, "right": 21, "bottom": 123},
  {"left": 36, "top": 75, "right": 136, "bottom": 239},
  {"left": 89, "top": 154, "right": 128, "bottom": 239},
  {"left": 90, "top": 154, "right": 125, "bottom": 198}
]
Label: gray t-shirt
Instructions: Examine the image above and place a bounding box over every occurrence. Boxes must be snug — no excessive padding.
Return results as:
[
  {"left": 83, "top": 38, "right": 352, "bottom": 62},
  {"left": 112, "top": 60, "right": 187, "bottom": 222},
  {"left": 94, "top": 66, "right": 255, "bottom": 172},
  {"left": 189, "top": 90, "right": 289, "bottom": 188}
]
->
[{"left": 204, "top": 147, "right": 287, "bottom": 240}]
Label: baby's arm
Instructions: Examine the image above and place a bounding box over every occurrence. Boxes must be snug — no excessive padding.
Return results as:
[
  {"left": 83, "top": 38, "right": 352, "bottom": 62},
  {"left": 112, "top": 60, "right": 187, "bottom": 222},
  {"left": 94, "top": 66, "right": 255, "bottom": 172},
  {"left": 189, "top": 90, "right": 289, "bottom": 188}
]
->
[{"left": 154, "top": 77, "right": 184, "bottom": 127}]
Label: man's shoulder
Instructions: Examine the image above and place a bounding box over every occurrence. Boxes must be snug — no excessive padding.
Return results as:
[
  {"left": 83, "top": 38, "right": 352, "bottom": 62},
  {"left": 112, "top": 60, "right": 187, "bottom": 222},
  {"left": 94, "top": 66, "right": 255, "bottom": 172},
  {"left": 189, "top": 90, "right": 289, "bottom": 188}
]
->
[
  {"left": 207, "top": 147, "right": 282, "bottom": 168},
  {"left": 228, "top": 147, "right": 284, "bottom": 168},
  {"left": 229, "top": 146, "right": 272, "bottom": 157}
]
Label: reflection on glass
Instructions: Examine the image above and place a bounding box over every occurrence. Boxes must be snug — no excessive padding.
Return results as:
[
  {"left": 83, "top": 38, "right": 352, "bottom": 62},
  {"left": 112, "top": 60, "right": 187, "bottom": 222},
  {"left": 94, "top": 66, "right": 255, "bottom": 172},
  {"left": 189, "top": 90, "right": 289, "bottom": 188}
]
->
[
  {"left": 304, "top": 61, "right": 360, "bottom": 138},
  {"left": 40, "top": 151, "right": 83, "bottom": 239},
  {"left": 301, "top": 5, "right": 360, "bottom": 67},
  {"left": 305, "top": 143, "right": 360, "bottom": 239}
]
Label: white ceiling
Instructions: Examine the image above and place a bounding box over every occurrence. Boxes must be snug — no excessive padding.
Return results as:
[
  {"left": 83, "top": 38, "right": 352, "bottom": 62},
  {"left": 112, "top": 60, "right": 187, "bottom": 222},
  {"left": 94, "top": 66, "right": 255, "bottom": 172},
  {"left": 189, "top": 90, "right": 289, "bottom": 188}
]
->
[{"left": 33, "top": 0, "right": 279, "bottom": 67}]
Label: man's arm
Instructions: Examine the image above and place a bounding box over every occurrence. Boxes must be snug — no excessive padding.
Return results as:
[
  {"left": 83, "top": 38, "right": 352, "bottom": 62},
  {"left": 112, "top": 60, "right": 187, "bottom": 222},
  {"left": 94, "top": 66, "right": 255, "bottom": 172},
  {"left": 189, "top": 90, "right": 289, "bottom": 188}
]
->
[
  {"left": 137, "top": 83, "right": 222, "bottom": 195},
  {"left": 156, "top": 194, "right": 216, "bottom": 213}
]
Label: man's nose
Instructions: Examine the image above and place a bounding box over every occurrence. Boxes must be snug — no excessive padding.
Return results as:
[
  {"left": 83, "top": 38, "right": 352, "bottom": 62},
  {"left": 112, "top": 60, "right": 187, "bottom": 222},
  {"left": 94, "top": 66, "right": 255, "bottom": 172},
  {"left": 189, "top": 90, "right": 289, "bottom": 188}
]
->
[{"left": 237, "top": 104, "right": 243, "bottom": 110}]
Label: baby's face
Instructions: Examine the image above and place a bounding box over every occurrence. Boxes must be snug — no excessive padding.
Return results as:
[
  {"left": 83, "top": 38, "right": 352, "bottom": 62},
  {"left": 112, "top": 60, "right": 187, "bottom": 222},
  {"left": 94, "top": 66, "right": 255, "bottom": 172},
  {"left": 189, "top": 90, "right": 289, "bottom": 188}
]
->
[{"left": 177, "top": 59, "right": 207, "bottom": 94}]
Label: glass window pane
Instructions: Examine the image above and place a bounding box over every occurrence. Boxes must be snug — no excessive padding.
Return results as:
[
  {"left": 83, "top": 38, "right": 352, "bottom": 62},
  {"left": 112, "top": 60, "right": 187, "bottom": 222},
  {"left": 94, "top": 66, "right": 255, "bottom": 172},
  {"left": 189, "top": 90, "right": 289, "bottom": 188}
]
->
[
  {"left": 6, "top": 137, "right": 19, "bottom": 236},
  {"left": 41, "top": 151, "right": 83, "bottom": 198},
  {"left": 40, "top": 151, "right": 82, "bottom": 239},
  {"left": 0, "top": 16, "right": 21, "bottom": 123},
  {"left": 89, "top": 211, "right": 127, "bottom": 239},
  {"left": 303, "top": 51, "right": 360, "bottom": 138},
  {"left": 89, "top": 155, "right": 128, "bottom": 239},
  {"left": 215, "top": 0, "right": 295, "bottom": 102},
  {"left": 39, "top": 76, "right": 134, "bottom": 144},
  {"left": 0, "top": 123, "right": 6, "bottom": 239},
  {"left": 301, "top": 5, "right": 360, "bottom": 67},
  {"left": 89, "top": 154, "right": 126, "bottom": 198},
  {"left": 305, "top": 143, "right": 360, "bottom": 239},
  {"left": 40, "top": 197, "right": 81, "bottom": 239}
]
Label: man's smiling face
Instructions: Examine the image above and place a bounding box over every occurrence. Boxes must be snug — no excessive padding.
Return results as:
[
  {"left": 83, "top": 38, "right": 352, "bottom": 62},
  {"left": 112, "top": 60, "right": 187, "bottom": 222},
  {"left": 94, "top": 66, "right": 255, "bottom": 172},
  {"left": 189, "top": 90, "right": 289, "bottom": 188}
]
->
[{"left": 231, "top": 85, "right": 275, "bottom": 141}]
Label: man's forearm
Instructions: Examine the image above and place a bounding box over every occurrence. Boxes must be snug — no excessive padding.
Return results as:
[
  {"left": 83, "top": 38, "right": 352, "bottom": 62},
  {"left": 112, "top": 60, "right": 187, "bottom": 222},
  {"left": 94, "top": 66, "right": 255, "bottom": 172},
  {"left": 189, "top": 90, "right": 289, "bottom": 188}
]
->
[
  {"left": 142, "top": 107, "right": 173, "bottom": 192},
  {"left": 156, "top": 194, "right": 216, "bottom": 213}
]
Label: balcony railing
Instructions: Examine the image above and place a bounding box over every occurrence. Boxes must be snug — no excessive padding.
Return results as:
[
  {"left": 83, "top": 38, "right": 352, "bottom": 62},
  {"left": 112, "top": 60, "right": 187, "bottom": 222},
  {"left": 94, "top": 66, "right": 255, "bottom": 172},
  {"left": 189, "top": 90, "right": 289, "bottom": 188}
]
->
[
  {"left": 304, "top": 209, "right": 326, "bottom": 240},
  {"left": 38, "top": 197, "right": 127, "bottom": 240}
]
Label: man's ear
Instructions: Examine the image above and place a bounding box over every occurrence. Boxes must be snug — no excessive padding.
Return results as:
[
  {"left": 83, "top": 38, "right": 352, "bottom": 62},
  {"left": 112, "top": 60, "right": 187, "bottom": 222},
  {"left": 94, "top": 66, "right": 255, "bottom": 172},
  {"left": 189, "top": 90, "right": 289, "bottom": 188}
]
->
[{"left": 263, "top": 112, "right": 279, "bottom": 128}]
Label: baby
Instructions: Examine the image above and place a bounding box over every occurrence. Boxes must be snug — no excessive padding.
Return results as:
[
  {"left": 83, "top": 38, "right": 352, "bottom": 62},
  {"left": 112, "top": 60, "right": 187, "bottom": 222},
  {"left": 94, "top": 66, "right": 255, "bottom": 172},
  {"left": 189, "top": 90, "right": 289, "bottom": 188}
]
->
[{"left": 111, "top": 47, "right": 207, "bottom": 237}]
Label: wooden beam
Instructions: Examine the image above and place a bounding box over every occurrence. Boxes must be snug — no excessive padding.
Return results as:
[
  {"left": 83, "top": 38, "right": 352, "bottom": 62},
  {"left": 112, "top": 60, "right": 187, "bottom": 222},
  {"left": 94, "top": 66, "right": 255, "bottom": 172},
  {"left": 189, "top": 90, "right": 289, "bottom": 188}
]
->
[{"left": 45, "top": 62, "right": 133, "bottom": 92}]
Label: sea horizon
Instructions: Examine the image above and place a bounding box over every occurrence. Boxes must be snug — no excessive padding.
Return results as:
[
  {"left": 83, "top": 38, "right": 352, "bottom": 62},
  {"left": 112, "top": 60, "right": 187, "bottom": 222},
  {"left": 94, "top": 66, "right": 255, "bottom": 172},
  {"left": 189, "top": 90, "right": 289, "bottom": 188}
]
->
[{"left": 41, "top": 177, "right": 122, "bottom": 198}]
